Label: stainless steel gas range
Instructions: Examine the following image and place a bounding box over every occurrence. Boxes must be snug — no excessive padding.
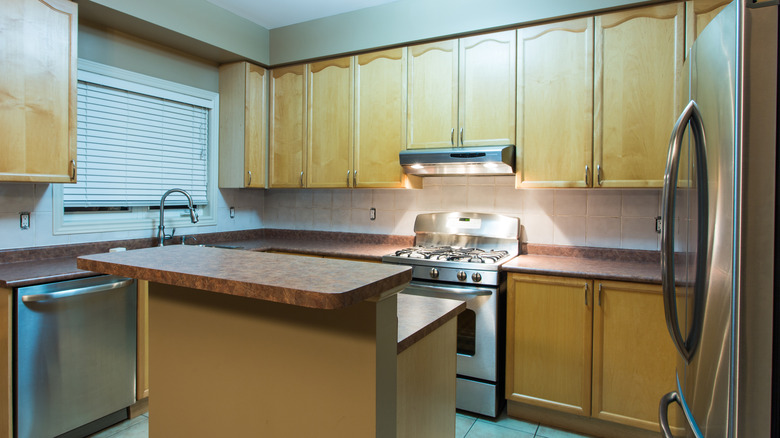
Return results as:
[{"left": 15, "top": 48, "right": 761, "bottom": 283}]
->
[{"left": 383, "top": 212, "right": 519, "bottom": 417}]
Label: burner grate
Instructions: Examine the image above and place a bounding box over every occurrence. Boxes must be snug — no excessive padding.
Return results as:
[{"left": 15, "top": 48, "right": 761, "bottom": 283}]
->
[{"left": 394, "top": 246, "right": 510, "bottom": 264}]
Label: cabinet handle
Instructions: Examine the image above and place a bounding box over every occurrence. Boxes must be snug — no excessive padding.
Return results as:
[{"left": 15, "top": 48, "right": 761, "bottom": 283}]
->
[
  {"left": 70, "top": 160, "right": 76, "bottom": 181},
  {"left": 597, "top": 165, "right": 603, "bottom": 186},
  {"left": 450, "top": 128, "right": 455, "bottom": 146},
  {"left": 459, "top": 128, "right": 464, "bottom": 146},
  {"left": 584, "top": 283, "right": 589, "bottom": 306},
  {"left": 598, "top": 283, "right": 602, "bottom": 306},
  {"left": 247, "top": 170, "right": 252, "bottom": 186},
  {"left": 346, "top": 170, "right": 350, "bottom": 187},
  {"left": 353, "top": 170, "right": 357, "bottom": 187},
  {"left": 585, "top": 165, "right": 590, "bottom": 185},
  {"left": 300, "top": 171, "right": 304, "bottom": 188}
]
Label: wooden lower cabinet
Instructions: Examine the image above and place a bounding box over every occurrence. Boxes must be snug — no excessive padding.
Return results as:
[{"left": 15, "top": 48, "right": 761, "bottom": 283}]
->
[{"left": 506, "top": 273, "right": 683, "bottom": 436}]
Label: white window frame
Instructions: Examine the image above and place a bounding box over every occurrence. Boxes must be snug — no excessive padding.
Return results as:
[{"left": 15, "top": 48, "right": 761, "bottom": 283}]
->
[{"left": 53, "top": 59, "right": 219, "bottom": 235}]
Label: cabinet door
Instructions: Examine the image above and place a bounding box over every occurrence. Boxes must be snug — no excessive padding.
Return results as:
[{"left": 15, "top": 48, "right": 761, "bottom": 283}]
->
[
  {"left": 592, "top": 281, "right": 684, "bottom": 434},
  {"left": 459, "top": 30, "right": 516, "bottom": 147},
  {"left": 594, "top": 3, "right": 685, "bottom": 187},
  {"left": 0, "top": 0, "right": 77, "bottom": 183},
  {"left": 269, "top": 64, "right": 307, "bottom": 188},
  {"left": 354, "top": 48, "right": 407, "bottom": 188},
  {"left": 407, "top": 40, "right": 458, "bottom": 149},
  {"left": 506, "top": 274, "right": 593, "bottom": 416},
  {"left": 218, "top": 62, "right": 267, "bottom": 188},
  {"left": 516, "top": 18, "right": 594, "bottom": 188},
  {"left": 307, "top": 57, "right": 353, "bottom": 188}
]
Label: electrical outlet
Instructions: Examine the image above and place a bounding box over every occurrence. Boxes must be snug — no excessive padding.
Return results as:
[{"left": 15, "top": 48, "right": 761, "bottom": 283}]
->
[
  {"left": 656, "top": 216, "right": 662, "bottom": 233},
  {"left": 20, "top": 212, "right": 30, "bottom": 229},
  {"left": 369, "top": 207, "right": 376, "bottom": 221},
  {"left": 229, "top": 207, "right": 235, "bottom": 218}
]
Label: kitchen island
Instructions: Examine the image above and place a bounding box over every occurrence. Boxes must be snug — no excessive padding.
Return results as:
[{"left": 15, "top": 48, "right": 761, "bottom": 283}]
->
[{"left": 77, "top": 245, "right": 459, "bottom": 438}]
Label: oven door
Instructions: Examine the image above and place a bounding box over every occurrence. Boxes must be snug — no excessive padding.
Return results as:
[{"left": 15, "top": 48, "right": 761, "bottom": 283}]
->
[{"left": 402, "top": 280, "right": 498, "bottom": 382}]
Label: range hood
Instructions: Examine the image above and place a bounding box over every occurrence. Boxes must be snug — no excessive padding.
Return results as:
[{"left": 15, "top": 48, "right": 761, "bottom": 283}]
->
[{"left": 399, "top": 145, "right": 516, "bottom": 176}]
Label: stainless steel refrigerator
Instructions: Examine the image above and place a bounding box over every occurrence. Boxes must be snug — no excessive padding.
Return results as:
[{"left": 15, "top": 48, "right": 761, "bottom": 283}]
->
[{"left": 658, "top": 1, "right": 778, "bottom": 437}]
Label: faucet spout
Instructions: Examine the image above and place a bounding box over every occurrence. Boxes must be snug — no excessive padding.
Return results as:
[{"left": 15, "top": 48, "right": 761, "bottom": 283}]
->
[{"left": 158, "top": 188, "right": 199, "bottom": 247}]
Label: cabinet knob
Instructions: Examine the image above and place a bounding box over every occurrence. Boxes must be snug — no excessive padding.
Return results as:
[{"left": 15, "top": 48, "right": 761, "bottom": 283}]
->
[
  {"left": 585, "top": 165, "right": 590, "bottom": 186},
  {"left": 450, "top": 128, "right": 455, "bottom": 147},
  {"left": 346, "top": 170, "right": 350, "bottom": 187},
  {"left": 597, "top": 165, "right": 603, "bottom": 186},
  {"left": 353, "top": 170, "right": 357, "bottom": 187},
  {"left": 300, "top": 171, "right": 304, "bottom": 187},
  {"left": 247, "top": 170, "right": 252, "bottom": 186},
  {"left": 70, "top": 160, "right": 76, "bottom": 181},
  {"left": 459, "top": 127, "right": 464, "bottom": 146}
]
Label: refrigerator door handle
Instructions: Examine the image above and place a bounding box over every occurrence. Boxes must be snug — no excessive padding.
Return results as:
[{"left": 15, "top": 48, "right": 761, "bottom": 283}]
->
[
  {"left": 661, "top": 100, "right": 709, "bottom": 363},
  {"left": 659, "top": 391, "right": 681, "bottom": 438}
]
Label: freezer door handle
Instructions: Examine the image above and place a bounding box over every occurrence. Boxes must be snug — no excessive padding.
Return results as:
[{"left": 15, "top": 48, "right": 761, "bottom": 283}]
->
[
  {"left": 22, "top": 278, "right": 135, "bottom": 303},
  {"left": 661, "top": 100, "right": 709, "bottom": 363}
]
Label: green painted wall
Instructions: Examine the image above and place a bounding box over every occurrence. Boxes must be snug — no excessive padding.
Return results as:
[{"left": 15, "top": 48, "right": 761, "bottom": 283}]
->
[
  {"left": 269, "top": 0, "right": 657, "bottom": 65},
  {"left": 90, "top": 0, "right": 270, "bottom": 65},
  {"left": 78, "top": 24, "right": 220, "bottom": 92}
]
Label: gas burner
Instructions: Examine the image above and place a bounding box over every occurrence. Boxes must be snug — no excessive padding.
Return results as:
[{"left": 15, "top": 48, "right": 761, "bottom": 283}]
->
[{"left": 394, "top": 246, "right": 510, "bottom": 264}]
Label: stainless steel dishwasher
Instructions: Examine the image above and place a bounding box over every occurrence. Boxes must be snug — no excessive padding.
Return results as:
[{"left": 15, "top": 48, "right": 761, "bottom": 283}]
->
[{"left": 15, "top": 275, "right": 137, "bottom": 438}]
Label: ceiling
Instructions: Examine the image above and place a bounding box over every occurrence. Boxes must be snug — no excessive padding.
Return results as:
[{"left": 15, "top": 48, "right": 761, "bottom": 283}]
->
[{"left": 205, "top": 0, "right": 402, "bottom": 29}]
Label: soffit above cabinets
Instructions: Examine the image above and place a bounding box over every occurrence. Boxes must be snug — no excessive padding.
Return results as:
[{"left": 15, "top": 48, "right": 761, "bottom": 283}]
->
[{"left": 205, "top": 0, "right": 402, "bottom": 29}]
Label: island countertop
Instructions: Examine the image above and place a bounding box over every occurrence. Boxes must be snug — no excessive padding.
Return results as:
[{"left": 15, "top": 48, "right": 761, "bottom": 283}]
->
[{"left": 77, "top": 245, "right": 412, "bottom": 309}]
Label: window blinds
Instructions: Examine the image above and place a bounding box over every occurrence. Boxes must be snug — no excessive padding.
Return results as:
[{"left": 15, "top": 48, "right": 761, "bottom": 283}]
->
[{"left": 63, "top": 80, "right": 210, "bottom": 208}]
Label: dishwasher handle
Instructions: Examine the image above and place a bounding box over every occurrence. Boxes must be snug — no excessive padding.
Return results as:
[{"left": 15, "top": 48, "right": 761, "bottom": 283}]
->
[{"left": 22, "top": 278, "right": 135, "bottom": 303}]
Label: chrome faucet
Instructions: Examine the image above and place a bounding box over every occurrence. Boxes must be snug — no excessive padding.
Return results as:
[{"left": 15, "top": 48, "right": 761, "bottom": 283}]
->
[{"left": 157, "top": 188, "right": 199, "bottom": 247}]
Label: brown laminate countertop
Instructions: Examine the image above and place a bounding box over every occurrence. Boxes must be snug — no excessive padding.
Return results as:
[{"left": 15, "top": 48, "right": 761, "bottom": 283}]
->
[
  {"left": 77, "top": 245, "right": 411, "bottom": 309},
  {"left": 501, "top": 254, "right": 662, "bottom": 284},
  {"left": 397, "top": 294, "right": 465, "bottom": 354},
  {"left": 0, "top": 232, "right": 411, "bottom": 289},
  {"left": 0, "top": 257, "right": 99, "bottom": 288}
]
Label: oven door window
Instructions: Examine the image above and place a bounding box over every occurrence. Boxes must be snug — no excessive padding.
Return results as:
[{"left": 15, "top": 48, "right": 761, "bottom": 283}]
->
[{"left": 457, "top": 308, "right": 477, "bottom": 356}]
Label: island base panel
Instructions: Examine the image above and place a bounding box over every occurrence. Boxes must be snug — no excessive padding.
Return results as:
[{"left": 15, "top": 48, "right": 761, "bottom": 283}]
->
[{"left": 148, "top": 283, "right": 398, "bottom": 438}]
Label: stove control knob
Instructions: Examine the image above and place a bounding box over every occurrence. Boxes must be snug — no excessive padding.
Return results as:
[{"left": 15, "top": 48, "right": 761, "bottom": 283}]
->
[
  {"left": 430, "top": 268, "right": 439, "bottom": 279},
  {"left": 472, "top": 272, "right": 482, "bottom": 282},
  {"left": 457, "top": 271, "right": 467, "bottom": 281}
]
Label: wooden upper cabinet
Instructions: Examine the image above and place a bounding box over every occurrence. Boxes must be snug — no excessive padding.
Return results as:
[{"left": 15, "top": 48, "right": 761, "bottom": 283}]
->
[
  {"left": 407, "top": 40, "right": 459, "bottom": 149},
  {"left": 218, "top": 61, "right": 267, "bottom": 188},
  {"left": 506, "top": 274, "right": 593, "bottom": 417},
  {"left": 407, "top": 31, "right": 516, "bottom": 150},
  {"left": 594, "top": 2, "right": 685, "bottom": 187},
  {"left": 516, "top": 18, "right": 594, "bottom": 188},
  {"left": 307, "top": 57, "right": 353, "bottom": 188},
  {"left": 459, "top": 30, "right": 516, "bottom": 147},
  {"left": 686, "top": 0, "right": 731, "bottom": 57},
  {"left": 354, "top": 48, "right": 407, "bottom": 188},
  {"left": 0, "top": 0, "right": 77, "bottom": 183},
  {"left": 269, "top": 64, "right": 307, "bottom": 188},
  {"left": 592, "top": 281, "right": 683, "bottom": 434}
]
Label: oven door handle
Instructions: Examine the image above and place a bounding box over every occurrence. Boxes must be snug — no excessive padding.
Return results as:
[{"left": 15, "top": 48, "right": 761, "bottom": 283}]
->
[{"left": 407, "top": 284, "right": 493, "bottom": 297}]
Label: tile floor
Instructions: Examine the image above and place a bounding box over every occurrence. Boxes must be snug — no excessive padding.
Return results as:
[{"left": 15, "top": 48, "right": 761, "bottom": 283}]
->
[
  {"left": 89, "top": 408, "right": 591, "bottom": 438},
  {"left": 456, "top": 409, "right": 591, "bottom": 438}
]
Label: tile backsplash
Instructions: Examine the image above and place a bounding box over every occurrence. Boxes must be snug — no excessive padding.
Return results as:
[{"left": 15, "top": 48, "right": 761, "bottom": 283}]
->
[
  {"left": 263, "top": 176, "right": 662, "bottom": 251},
  {"left": 0, "top": 176, "right": 662, "bottom": 251},
  {"left": 0, "top": 184, "right": 264, "bottom": 251}
]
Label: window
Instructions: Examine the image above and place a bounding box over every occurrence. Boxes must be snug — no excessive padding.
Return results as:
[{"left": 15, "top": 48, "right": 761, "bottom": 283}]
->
[{"left": 53, "top": 60, "right": 219, "bottom": 234}]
